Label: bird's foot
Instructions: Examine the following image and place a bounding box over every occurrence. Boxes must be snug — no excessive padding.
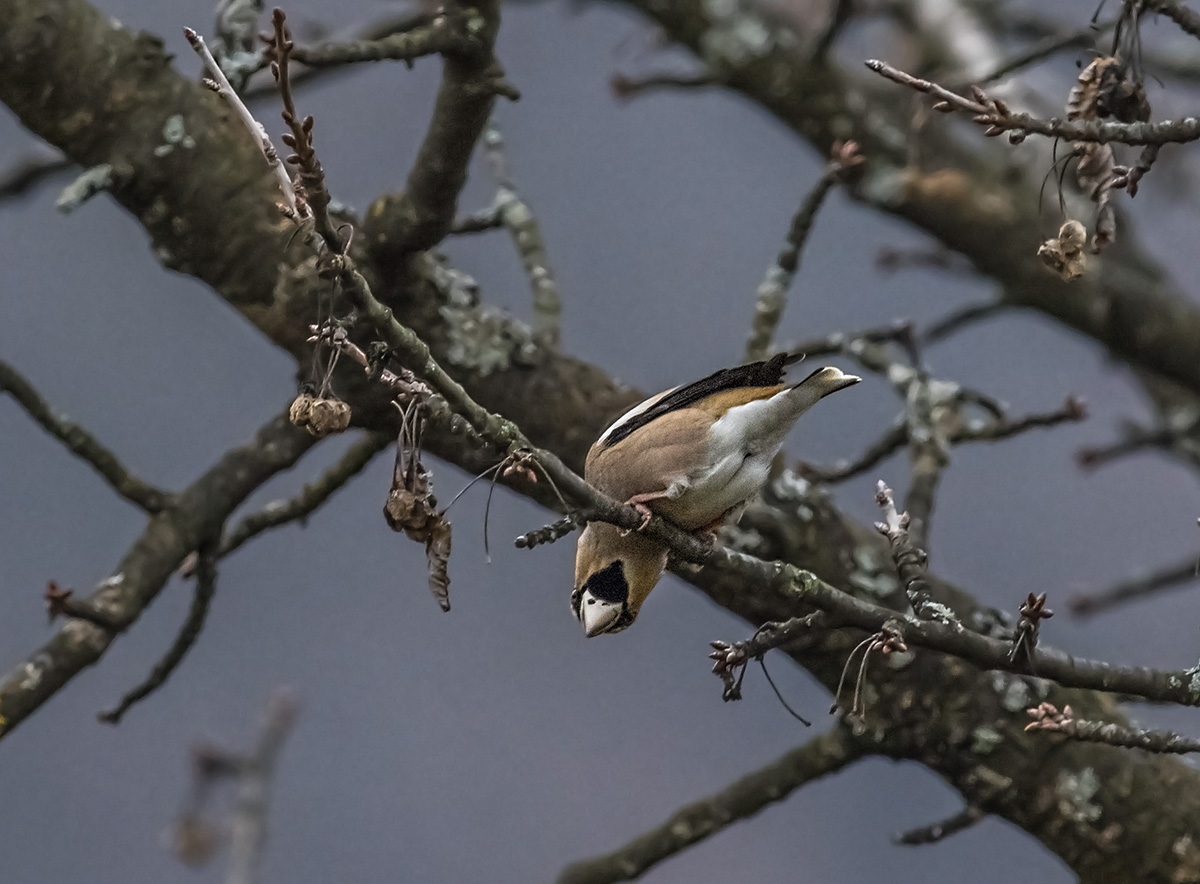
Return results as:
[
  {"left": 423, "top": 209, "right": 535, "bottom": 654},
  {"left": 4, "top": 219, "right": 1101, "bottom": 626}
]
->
[{"left": 620, "top": 502, "right": 655, "bottom": 535}]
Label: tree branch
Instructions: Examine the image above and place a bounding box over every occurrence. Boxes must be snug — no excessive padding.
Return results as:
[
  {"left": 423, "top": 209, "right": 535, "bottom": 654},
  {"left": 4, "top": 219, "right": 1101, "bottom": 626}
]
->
[
  {"left": 555, "top": 726, "right": 864, "bottom": 884},
  {"left": 0, "top": 358, "right": 171, "bottom": 512},
  {"left": 0, "top": 411, "right": 316, "bottom": 740},
  {"left": 98, "top": 547, "right": 219, "bottom": 725}
]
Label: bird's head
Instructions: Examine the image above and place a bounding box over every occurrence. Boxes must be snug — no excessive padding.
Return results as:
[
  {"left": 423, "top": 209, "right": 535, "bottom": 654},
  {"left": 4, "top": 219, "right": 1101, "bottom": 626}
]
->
[{"left": 572, "top": 522, "right": 669, "bottom": 637}]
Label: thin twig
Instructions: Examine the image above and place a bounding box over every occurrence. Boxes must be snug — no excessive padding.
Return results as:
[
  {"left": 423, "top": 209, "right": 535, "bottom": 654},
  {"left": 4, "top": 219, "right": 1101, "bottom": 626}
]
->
[
  {"left": 228, "top": 692, "right": 297, "bottom": 884},
  {"left": 744, "top": 141, "right": 862, "bottom": 363},
  {"left": 0, "top": 152, "right": 72, "bottom": 200},
  {"left": 1069, "top": 554, "right": 1199, "bottom": 615},
  {"left": 895, "top": 805, "right": 985, "bottom": 845},
  {"left": 0, "top": 359, "right": 171, "bottom": 512},
  {"left": 219, "top": 431, "right": 392, "bottom": 558},
  {"left": 921, "top": 301, "right": 1008, "bottom": 344},
  {"left": 875, "top": 481, "right": 941, "bottom": 620},
  {"left": 184, "top": 26, "right": 300, "bottom": 215},
  {"left": 1077, "top": 412, "right": 1200, "bottom": 469},
  {"left": 98, "top": 548, "right": 218, "bottom": 724},
  {"left": 866, "top": 59, "right": 1200, "bottom": 145},
  {"left": 1027, "top": 702, "right": 1200, "bottom": 753},
  {"left": 554, "top": 727, "right": 864, "bottom": 884},
  {"left": 610, "top": 70, "right": 717, "bottom": 99},
  {"left": 974, "top": 18, "right": 1115, "bottom": 86},
  {"left": 481, "top": 120, "right": 561, "bottom": 348},
  {"left": 269, "top": 8, "right": 340, "bottom": 250},
  {"left": 800, "top": 421, "right": 908, "bottom": 483}
]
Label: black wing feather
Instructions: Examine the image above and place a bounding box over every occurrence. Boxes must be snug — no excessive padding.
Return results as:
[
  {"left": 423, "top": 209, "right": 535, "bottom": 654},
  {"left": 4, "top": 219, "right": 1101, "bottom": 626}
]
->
[{"left": 601, "top": 353, "right": 797, "bottom": 449}]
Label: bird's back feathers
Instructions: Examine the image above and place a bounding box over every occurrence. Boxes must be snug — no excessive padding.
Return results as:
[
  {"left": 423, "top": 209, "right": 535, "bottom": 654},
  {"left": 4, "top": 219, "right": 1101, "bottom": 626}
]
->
[{"left": 596, "top": 352, "right": 802, "bottom": 450}]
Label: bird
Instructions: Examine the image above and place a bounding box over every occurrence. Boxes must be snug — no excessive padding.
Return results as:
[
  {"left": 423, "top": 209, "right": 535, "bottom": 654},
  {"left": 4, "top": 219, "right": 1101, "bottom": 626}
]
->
[{"left": 571, "top": 353, "right": 860, "bottom": 637}]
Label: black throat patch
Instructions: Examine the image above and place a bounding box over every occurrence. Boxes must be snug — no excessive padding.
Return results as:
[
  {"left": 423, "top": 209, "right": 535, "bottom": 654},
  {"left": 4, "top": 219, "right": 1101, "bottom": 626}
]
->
[{"left": 584, "top": 560, "right": 629, "bottom": 603}]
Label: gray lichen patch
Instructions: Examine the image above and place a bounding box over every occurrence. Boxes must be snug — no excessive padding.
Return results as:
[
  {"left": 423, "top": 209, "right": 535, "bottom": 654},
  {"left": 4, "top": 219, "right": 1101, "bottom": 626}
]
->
[
  {"left": 431, "top": 257, "right": 537, "bottom": 376},
  {"left": 154, "top": 114, "right": 197, "bottom": 157},
  {"left": 1055, "top": 767, "right": 1102, "bottom": 823}
]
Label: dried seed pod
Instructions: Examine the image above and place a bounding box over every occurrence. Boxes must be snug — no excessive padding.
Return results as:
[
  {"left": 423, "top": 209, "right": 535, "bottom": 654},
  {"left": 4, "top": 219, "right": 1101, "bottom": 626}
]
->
[
  {"left": 288, "top": 392, "right": 315, "bottom": 426},
  {"left": 1037, "top": 220, "right": 1088, "bottom": 281},
  {"left": 305, "top": 398, "right": 351, "bottom": 437}
]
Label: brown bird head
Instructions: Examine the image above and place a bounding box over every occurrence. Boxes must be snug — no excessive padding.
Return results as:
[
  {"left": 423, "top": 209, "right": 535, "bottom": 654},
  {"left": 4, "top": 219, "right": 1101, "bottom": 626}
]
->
[{"left": 572, "top": 522, "right": 668, "bottom": 636}]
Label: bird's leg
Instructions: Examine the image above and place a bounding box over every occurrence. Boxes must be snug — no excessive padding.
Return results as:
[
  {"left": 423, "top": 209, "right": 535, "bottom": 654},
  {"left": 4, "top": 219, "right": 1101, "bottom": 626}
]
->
[{"left": 623, "top": 491, "right": 671, "bottom": 532}]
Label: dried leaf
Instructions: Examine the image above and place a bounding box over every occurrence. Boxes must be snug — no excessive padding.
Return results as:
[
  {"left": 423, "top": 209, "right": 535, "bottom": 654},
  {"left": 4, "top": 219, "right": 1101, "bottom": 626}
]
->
[
  {"left": 383, "top": 411, "right": 453, "bottom": 612},
  {"left": 1075, "top": 143, "right": 1116, "bottom": 251},
  {"left": 1037, "top": 220, "right": 1088, "bottom": 281},
  {"left": 425, "top": 515, "right": 452, "bottom": 612},
  {"left": 1066, "top": 59, "right": 1127, "bottom": 252},
  {"left": 1066, "top": 56, "right": 1149, "bottom": 124},
  {"left": 1067, "top": 57, "right": 1110, "bottom": 122}
]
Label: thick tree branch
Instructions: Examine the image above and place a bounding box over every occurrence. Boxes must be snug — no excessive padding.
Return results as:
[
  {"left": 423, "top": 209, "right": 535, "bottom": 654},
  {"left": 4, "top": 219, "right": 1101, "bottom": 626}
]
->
[
  {"left": 0, "top": 412, "right": 315, "bottom": 739},
  {"left": 6, "top": 3, "right": 1200, "bottom": 880},
  {"left": 363, "top": 0, "right": 517, "bottom": 261}
]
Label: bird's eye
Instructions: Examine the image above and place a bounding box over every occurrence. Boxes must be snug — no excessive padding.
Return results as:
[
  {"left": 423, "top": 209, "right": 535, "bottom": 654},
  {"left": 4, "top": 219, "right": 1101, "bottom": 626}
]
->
[{"left": 587, "top": 598, "right": 595, "bottom": 605}]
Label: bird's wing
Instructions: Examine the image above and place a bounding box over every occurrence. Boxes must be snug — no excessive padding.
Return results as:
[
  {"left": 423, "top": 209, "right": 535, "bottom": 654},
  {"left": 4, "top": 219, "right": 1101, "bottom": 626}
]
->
[
  {"left": 594, "top": 352, "right": 798, "bottom": 450},
  {"left": 586, "top": 407, "right": 716, "bottom": 502}
]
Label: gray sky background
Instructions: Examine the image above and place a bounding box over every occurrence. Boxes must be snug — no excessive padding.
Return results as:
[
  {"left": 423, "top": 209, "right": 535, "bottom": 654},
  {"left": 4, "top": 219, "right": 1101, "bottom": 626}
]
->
[{"left": 2, "top": 2, "right": 1199, "bottom": 882}]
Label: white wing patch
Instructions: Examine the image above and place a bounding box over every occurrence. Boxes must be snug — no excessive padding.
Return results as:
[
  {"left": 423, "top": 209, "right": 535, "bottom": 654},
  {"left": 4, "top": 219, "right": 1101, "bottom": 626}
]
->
[{"left": 595, "top": 385, "right": 679, "bottom": 447}]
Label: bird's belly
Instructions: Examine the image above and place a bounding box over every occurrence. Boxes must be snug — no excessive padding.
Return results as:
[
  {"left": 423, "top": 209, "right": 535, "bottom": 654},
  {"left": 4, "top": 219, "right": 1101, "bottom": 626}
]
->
[{"left": 655, "top": 450, "right": 773, "bottom": 530}]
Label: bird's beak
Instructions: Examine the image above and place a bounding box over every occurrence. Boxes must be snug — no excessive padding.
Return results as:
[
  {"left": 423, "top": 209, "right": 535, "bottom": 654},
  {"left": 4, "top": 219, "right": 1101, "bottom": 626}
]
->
[
  {"left": 578, "top": 589, "right": 622, "bottom": 637},
  {"left": 809, "top": 366, "right": 861, "bottom": 395}
]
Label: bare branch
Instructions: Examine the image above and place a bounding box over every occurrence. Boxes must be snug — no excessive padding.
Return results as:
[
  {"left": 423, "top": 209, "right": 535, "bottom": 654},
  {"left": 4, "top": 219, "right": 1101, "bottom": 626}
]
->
[
  {"left": 866, "top": 59, "right": 1200, "bottom": 145},
  {"left": 481, "top": 120, "right": 561, "bottom": 348},
  {"left": 800, "top": 420, "right": 907, "bottom": 483},
  {"left": 0, "top": 411, "right": 315, "bottom": 741},
  {"left": 228, "top": 692, "right": 297, "bottom": 884},
  {"left": 268, "top": 8, "right": 340, "bottom": 251},
  {"left": 0, "top": 151, "right": 71, "bottom": 200},
  {"left": 287, "top": 14, "right": 477, "bottom": 68},
  {"left": 974, "top": 18, "right": 1114, "bottom": 86},
  {"left": 0, "top": 359, "right": 170, "bottom": 512},
  {"left": 1027, "top": 702, "right": 1200, "bottom": 754},
  {"left": 1069, "top": 554, "right": 1199, "bottom": 616},
  {"left": 364, "top": 0, "right": 519, "bottom": 258},
  {"left": 98, "top": 548, "right": 218, "bottom": 725},
  {"left": 610, "top": 70, "right": 717, "bottom": 99},
  {"left": 744, "top": 140, "right": 862, "bottom": 362},
  {"left": 895, "top": 805, "right": 985, "bottom": 845},
  {"left": 219, "top": 431, "right": 392, "bottom": 558},
  {"left": 554, "top": 727, "right": 864, "bottom": 884},
  {"left": 875, "top": 481, "right": 941, "bottom": 621},
  {"left": 1146, "top": 0, "right": 1200, "bottom": 41},
  {"left": 184, "top": 25, "right": 300, "bottom": 215}
]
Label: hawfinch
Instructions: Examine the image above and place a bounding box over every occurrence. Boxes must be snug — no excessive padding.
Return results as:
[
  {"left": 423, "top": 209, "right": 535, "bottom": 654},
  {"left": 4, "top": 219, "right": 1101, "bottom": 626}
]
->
[{"left": 572, "top": 353, "right": 860, "bottom": 636}]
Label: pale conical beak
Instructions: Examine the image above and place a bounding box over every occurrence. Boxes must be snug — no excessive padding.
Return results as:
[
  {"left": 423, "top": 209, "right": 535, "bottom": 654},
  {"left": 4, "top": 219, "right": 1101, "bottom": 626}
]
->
[{"left": 578, "top": 589, "right": 622, "bottom": 637}]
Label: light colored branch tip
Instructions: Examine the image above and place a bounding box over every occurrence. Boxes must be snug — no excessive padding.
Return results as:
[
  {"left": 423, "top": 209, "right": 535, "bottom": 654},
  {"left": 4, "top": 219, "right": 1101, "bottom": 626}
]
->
[{"left": 183, "top": 26, "right": 301, "bottom": 217}]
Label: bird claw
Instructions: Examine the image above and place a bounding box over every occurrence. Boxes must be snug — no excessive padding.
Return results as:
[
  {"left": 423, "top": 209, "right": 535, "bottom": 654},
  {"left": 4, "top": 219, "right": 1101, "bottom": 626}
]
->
[{"left": 620, "top": 502, "right": 655, "bottom": 536}]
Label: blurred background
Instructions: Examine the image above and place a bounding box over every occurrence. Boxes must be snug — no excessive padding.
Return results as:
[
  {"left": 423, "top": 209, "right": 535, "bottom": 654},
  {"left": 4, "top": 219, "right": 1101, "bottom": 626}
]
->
[{"left": 2, "top": 0, "right": 1199, "bottom": 881}]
